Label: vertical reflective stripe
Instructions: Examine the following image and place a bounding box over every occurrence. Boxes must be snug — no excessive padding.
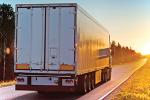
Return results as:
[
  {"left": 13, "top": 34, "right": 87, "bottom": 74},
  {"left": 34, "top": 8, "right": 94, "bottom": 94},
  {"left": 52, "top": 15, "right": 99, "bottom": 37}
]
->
[
  {"left": 30, "top": 7, "right": 33, "bottom": 66},
  {"left": 44, "top": 7, "right": 46, "bottom": 70},
  {"left": 58, "top": 7, "right": 61, "bottom": 65},
  {"left": 40, "top": 7, "right": 44, "bottom": 70},
  {"left": 47, "top": 7, "right": 50, "bottom": 70}
]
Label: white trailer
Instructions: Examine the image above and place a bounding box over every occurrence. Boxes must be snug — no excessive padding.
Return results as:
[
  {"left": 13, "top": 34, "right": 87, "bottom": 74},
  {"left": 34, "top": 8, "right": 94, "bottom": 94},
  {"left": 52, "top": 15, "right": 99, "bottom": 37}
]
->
[{"left": 15, "top": 3, "right": 111, "bottom": 93}]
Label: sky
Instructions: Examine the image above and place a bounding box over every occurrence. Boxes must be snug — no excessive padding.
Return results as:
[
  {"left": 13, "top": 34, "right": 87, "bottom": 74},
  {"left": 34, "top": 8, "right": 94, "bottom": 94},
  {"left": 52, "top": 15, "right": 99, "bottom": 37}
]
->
[{"left": 1, "top": 0, "right": 150, "bottom": 55}]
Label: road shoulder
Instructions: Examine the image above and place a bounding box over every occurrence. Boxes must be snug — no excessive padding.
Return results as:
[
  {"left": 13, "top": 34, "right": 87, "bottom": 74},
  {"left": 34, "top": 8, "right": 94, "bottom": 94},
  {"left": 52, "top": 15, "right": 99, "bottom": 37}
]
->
[{"left": 105, "top": 58, "right": 150, "bottom": 100}]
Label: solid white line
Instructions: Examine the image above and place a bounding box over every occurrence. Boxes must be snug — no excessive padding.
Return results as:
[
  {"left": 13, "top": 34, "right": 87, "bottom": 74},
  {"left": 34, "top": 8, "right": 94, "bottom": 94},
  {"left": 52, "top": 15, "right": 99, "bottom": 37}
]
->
[{"left": 99, "top": 63, "right": 145, "bottom": 100}]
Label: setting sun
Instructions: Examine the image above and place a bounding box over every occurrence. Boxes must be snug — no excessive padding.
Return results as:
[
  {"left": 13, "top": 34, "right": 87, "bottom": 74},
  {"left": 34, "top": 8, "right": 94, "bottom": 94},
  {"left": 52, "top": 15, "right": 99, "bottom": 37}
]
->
[{"left": 141, "top": 43, "right": 150, "bottom": 55}]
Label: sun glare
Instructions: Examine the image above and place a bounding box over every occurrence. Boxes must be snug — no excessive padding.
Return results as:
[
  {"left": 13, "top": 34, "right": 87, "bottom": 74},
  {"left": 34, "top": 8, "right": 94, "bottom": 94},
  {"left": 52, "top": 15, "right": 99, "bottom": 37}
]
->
[{"left": 141, "top": 43, "right": 150, "bottom": 55}]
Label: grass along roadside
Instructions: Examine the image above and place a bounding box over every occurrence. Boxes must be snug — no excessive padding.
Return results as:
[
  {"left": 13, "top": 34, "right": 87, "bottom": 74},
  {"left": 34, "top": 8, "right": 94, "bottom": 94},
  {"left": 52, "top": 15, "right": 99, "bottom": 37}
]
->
[
  {"left": 106, "top": 57, "right": 150, "bottom": 100},
  {"left": 0, "top": 80, "right": 16, "bottom": 88}
]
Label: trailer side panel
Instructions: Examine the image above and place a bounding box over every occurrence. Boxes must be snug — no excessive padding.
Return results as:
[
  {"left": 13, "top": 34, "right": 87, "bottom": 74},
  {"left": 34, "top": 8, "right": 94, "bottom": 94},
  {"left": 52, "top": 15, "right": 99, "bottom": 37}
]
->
[{"left": 76, "top": 7, "right": 110, "bottom": 75}]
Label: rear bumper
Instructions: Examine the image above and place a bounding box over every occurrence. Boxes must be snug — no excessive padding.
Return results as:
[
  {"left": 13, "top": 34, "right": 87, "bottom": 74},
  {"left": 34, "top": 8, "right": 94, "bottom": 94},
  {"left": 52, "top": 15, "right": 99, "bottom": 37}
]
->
[{"left": 16, "top": 85, "right": 76, "bottom": 92}]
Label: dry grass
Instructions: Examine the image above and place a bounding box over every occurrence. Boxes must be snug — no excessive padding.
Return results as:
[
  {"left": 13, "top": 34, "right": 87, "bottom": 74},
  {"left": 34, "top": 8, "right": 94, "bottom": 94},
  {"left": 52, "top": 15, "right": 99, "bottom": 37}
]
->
[
  {"left": 112, "top": 58, "right": 150, "bottom": 100},
  {"left": 0, "top": 80, "right": 16, "bottom": 87}
]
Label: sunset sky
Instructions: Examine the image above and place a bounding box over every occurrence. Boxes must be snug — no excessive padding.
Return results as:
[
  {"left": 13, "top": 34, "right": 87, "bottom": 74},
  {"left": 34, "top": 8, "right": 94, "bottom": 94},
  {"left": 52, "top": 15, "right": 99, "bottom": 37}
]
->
[{"left": 1, "top": 0, "right": 150, "bottom": 55}]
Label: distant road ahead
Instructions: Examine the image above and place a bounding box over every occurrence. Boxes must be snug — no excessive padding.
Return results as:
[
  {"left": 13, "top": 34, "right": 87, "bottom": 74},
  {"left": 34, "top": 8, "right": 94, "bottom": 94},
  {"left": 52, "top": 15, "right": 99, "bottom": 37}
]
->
[{"left": 0, "top": 59, "right": 147, "bottom": 100}]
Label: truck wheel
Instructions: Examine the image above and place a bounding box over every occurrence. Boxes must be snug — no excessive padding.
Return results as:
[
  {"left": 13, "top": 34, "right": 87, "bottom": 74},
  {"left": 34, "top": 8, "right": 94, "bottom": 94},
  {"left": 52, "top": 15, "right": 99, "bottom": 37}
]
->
[
  {"left": 101, "top": 69, "right": 106, "bottom": 83},
  {"left": 104, "top": 71, "right": 107, "bottom": 82},
  {"left": 105, "top": 68, "right": 108, "bottom": 82},
  {"left": 108, "top": 68, "right": 111, "bottom": 81},
  {"left": 105, "top": 67, "right": 111, "bottom": 81},
  {"left": 77, "top": 75, "right": 88, "bottom": 94},
  {"left": 83, "top": 74, "right": 88, "bottom": 93},
  {"left": 91, "top": 72, "right": 95, "bottom": 90},
  {"left": 103, "top": 68, "right": 108, "bottom": 82},
  {"left": 88, "top": 74, "right": 91, "bottom": 91},
  {"left": 106, "top": 68, "right": 110, "bottom": 82}
]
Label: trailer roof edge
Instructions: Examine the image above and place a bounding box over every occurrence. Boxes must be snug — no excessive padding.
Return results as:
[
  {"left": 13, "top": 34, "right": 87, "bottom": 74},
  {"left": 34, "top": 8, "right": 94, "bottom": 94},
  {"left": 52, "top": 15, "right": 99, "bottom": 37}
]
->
[{"left": 16, "top": 3, "right": 77, "bottom": 7}]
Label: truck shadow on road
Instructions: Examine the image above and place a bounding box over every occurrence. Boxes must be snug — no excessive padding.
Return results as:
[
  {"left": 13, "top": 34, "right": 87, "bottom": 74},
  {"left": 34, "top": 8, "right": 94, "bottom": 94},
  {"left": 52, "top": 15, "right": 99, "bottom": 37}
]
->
[{"left": 12, "top": 92, "right": 82, "bottom": 100}]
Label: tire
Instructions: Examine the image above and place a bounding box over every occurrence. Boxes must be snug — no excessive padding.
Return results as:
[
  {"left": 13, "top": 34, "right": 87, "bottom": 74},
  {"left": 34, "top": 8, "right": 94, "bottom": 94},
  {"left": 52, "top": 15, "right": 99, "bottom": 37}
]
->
[
  {"left": 102, "top": 68, "right": 108, "bottom": 83},
  {"left": 77, "top": 73, "right": 95, "bottom": 94},
  {"left": 83, "top": 74, "right": 88, "bottom": 93},
  {"left": 105, "top": 68, "right": 108, "bottom": 82},
  {"left": 108, "top": 68, "right": 111, "bottom": 81},
  {"left": 106, "top": 67, "right": 112, "bottom": 81},
  {"left": 101, "top": 69, "right": 106, "bottom": 83},
  {"left": 104, "top": 70, "right": 107, "bottom": 82},
  {"left": 88, "top": 74, "right": 91, "bottom": 91},
  {"left": 91, "top": 72, "right": 95, "bottom": 90},
  {"left": 105, "top": 67, "right": 111, "bottom": 81},
  {"left": 77, "top": 75, "right": 88, "bottom": 94}
]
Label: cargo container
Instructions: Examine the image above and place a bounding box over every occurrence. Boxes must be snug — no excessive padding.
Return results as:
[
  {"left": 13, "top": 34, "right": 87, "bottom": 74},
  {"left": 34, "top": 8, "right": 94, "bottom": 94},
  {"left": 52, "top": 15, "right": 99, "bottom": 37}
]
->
[{"left": 14, "top": 3, "right": 111, "bottom": 93}]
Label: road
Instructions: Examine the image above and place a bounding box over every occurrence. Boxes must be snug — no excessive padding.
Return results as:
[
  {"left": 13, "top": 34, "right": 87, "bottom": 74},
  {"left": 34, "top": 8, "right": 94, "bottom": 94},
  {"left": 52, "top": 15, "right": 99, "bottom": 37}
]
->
[{"left": 0, "top": 59, "right": 147, "bottom": 100}]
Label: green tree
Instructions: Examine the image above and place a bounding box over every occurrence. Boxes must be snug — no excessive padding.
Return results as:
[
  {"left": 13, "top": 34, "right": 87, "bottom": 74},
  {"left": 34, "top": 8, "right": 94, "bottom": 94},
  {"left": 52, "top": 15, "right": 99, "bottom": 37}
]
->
[
  {"left": 0, "top": 3, "right": 15, "bottom": 81},
  {"left": 0, "top": 3, "right": 14, "bottom": 49},
  {"left": 111, "top": 41, "right": 116, "bottom": 56}
]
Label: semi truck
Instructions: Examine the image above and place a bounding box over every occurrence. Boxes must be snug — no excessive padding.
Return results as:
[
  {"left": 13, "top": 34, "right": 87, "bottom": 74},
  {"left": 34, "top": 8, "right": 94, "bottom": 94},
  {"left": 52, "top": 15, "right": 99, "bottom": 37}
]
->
[{"left": 14, "top": 3, "right": 111, "bottom": 93}]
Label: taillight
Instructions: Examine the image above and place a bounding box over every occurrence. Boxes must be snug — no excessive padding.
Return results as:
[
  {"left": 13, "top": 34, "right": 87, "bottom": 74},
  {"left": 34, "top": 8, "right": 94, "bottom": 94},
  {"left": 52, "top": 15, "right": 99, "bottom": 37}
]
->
[{"left": 16, "top": 64, "right": 30, "bottom": 70}]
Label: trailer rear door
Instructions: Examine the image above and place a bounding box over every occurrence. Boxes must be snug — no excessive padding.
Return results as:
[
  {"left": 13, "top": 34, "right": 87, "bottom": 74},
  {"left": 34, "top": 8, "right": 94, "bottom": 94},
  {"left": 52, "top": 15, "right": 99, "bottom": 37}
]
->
[
  {"left": 16, "top": 7, "right": 45, "bottom": 70},
  {"left": 16, "top": 6, "right": 75, "bottom": 71},
  {"left": 46, "top": 7, "right": 75, "bottom": 70}
]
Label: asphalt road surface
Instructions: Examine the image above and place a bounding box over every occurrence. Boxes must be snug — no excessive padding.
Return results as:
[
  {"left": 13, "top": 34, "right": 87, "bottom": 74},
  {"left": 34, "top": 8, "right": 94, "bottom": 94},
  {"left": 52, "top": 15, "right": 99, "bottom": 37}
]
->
[{"left": 0, "top": 59, "right": 147, "bottom": 100}]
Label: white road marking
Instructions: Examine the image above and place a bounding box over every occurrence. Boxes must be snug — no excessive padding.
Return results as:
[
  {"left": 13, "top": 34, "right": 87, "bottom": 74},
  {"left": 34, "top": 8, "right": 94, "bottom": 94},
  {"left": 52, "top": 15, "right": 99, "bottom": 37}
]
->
[{"left": 99, "top": 60, "right": 145, "bottom": 100}]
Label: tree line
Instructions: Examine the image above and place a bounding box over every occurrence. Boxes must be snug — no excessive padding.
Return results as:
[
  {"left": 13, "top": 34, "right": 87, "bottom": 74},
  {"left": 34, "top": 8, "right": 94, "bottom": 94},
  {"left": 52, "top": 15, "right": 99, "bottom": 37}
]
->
[{"left": 111, "top": 41, "right": 142, "bottom": 64}]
